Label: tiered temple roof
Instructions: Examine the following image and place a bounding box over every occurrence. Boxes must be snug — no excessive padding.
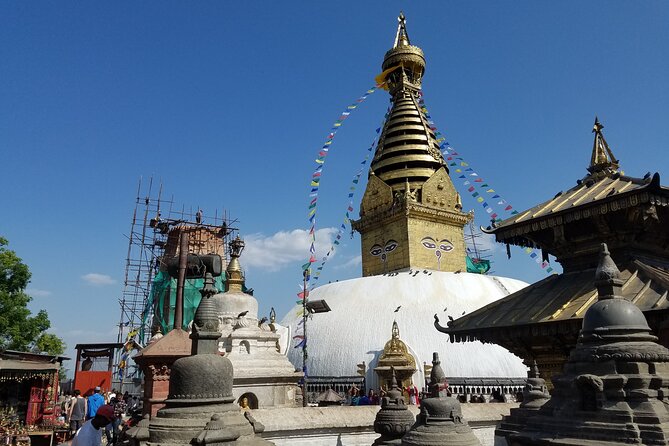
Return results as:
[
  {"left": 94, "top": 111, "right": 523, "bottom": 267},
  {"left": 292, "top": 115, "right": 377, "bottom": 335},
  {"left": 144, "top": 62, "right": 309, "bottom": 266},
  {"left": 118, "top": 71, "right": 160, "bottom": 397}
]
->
[{"left": 438, "top": 119, "right": 669, "bottom": 382}]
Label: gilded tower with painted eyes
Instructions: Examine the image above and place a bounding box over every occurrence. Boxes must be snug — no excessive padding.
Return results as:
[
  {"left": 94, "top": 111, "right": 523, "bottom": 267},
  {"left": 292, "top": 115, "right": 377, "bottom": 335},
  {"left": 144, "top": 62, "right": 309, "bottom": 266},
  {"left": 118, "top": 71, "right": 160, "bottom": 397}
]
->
[{"left": 351, "top": 13, "right": 471, "bottom": 276}]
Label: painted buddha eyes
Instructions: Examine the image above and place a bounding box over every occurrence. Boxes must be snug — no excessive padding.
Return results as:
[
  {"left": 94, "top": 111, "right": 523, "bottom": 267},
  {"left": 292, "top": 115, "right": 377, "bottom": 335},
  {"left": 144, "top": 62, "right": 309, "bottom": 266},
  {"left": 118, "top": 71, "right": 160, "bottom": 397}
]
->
[
  {"left": 384, "top": 240, "right": 398, "bottom": 252},
  {"left": 370, "top": 240, "right": 399, "bottom": 259},
  {"left": 422, "top": 240, "right": 436, "bottom": 249},
  {"left": 421, "top": 237, "right": 453, "bottom": 252},
  {"left": 440, "top": 243, "right": 453, "bottom": 252}
]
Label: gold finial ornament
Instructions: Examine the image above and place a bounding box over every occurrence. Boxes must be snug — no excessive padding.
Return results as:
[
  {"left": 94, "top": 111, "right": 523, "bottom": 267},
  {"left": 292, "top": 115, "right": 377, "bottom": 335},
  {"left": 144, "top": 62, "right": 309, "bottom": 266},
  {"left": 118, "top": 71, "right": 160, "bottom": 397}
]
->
[
  {"left": 588, "top": 117, "right": 619, "bottom": 175},
  {"left": 225, "top": 236, "right": 245, "bottom": 292},
  {"left": 352, "top": 13, "right": 471, "bottom": 276}
]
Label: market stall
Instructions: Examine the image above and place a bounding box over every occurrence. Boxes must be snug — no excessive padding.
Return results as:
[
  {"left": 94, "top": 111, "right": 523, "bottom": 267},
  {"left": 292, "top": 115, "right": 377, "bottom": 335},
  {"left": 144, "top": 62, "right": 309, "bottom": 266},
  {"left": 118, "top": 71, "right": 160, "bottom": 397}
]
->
[{"left": 0, "top": 351, "right": 68, "bottom": 446}]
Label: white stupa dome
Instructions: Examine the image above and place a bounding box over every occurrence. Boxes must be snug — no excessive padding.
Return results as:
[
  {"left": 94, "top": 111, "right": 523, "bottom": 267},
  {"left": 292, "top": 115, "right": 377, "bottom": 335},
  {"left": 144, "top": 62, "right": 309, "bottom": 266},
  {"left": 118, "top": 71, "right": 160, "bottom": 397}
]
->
[{"left": 280, "top": 270, "right": 529, "bottom": 390}]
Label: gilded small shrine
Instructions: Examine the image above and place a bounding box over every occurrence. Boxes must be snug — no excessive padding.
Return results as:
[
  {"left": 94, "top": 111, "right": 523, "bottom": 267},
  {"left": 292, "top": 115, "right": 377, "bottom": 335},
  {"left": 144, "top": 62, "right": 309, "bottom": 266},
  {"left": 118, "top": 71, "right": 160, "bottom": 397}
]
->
[
  {"left": 442, "top": 119, "right": 669, "bottom": 385},
  {"left": 374, "top": 321, "right": 417, "bottom": 390},
  {"left": 352, "top": 12, "right": 471, "bottom": 276}
]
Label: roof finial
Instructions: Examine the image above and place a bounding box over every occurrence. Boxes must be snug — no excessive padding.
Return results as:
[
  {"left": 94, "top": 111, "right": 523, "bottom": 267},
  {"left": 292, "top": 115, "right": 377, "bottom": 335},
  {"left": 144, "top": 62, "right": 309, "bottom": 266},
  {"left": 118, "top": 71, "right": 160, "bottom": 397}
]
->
[
  {"left": 392, "top": 320, "right": 400, "bottom": 339},
  {"left": 393, "top": 11, "right": 411, "bottom": 48},
  {"left": 588, "top": 116, "right": 619, "bottom": 175}
]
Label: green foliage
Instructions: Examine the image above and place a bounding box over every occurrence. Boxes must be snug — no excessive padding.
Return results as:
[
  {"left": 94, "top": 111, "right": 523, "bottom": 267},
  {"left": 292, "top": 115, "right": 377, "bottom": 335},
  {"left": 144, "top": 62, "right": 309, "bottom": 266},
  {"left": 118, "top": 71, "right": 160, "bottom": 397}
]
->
[{"left": 0, "top": 237, "right": 65, "bottom": 356}]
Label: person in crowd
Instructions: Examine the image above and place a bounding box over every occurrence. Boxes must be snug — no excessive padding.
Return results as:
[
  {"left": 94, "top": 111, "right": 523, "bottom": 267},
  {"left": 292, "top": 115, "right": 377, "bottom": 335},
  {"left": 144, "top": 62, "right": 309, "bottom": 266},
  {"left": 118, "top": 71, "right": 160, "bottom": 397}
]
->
[
  {"left": 347, "top": 384, "right": 359, "bottom": 406},
  {"left": 112, "top": 394, "right": 128, "bottom": 442},
  {"left": 357, "top": 389, "right": 371, "bottom": 406},
  {"left": 367, "top": 389, "right": 379, "bottom": 405},
  {"left": 86, "top": 386, "right": 105, "bottom": 420},
  {"left": 68, "top": 389, "right": 87, "bottom": 435},
  {"left": 405, "top": 382, "right": 420, "bottom": 405},
  {"left": 72, "top": 405, "right": 114, "bottom": 446},
  {"left": 350, "top": 389, "right": 361, "bottom": 406}
]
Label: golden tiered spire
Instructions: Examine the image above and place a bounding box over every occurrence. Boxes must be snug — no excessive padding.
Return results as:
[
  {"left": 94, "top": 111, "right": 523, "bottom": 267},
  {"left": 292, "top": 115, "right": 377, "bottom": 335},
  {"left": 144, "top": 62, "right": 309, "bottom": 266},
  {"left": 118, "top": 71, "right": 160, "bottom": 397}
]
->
[
  {"left": 588, "top": 117, "right": 619, "bottom": 175},
  {"left": 352, "top": 13, "right": 471, "bottom": 276},
  {"left": 393, "top": 12, "right": 410, "bottom": 48},
  {"left": 371, "top": 13, "right": 444, "bottom": 193}
]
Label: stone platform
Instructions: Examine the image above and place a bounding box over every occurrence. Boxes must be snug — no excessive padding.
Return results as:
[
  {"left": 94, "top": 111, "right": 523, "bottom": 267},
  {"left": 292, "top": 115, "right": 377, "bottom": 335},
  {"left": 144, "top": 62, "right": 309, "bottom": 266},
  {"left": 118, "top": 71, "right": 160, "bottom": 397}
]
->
[{"left": 250, "top": 403, "right": 517, "bottom": 446}]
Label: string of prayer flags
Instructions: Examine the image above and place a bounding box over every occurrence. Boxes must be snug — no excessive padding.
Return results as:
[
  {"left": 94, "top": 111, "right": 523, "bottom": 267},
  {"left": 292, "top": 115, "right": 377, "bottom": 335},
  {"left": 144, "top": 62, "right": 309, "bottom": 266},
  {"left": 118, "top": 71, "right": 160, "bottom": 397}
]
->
[
  {"left": 295, "top": 84, "right": 383, "bottom": 343},
  {"left": 417, "top": 93, "right": 554, "bottom": 275},
  {"left": 309, "top": 112, "right": 388, "bottom": 287},
  {"left": 303, "top": 84, "right": 381, "bottom": 280}
]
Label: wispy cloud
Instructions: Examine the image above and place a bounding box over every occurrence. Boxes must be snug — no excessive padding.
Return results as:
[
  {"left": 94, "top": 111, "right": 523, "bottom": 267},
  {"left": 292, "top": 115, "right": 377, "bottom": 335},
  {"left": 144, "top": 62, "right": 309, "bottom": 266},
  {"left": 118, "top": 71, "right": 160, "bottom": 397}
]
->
[
  {"left": 26, "top": 288, "right": 52, "bottom": 297},
  {"left": 242, "top": 228, "right": 338, "bottom": 272},
  {"left": 334, "top": 255, "right": 362, "bottom": 270},
  {"left": 466, "top": 231, "right": 499, "bottom": 256},
  {"left": 82, "top": 273, "right": 116, "bottom": 286}
]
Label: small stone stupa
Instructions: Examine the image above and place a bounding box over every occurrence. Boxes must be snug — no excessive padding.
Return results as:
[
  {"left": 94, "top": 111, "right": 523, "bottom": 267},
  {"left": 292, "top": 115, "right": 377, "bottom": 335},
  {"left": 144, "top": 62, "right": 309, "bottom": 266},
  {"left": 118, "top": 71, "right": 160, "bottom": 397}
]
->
[
  {"left": 373, "top": 367, "right": 415, "bottom": 445},
  {"left": 510, "top": 243, "right": 669, "bottom": 446},
  {"left": 212, "top": 236, "right": 301, "bottom": 408},
  {"left": 494, "top": 361, "right": 549, "bottom": 445},
  {"left": 147, "top": 273, "right": 272, "bottom": 446},
  {"left": 400, "top": 353, "right": 481, "bottom": 446}
]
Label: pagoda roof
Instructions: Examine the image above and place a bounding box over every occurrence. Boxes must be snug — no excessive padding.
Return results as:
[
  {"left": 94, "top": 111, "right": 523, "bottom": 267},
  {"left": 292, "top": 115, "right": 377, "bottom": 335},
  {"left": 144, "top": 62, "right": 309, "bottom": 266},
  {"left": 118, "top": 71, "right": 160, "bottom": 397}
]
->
[
  {"left": 485, "top": 118, "right": 669, "bottom": 246},
  {"left": 487, "top": 171, "right": 668, "bottom": 243},
  {"left": 438, "top": 258, "right": 669, "bottom": 343}
]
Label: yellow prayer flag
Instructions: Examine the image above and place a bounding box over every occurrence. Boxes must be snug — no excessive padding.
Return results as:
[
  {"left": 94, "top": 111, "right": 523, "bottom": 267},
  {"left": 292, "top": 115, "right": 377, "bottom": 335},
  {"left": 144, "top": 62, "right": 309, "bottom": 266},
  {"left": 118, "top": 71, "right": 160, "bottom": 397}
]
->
[{"left": 374, "top": 65, "right": 400, "bottom": 90}]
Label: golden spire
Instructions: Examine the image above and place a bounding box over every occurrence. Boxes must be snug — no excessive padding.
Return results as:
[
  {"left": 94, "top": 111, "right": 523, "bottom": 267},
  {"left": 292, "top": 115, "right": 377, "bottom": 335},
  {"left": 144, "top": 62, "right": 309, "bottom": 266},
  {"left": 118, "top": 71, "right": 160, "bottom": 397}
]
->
[
  {"left": 225, "top": 236, "right": 245, "bottom": 292},
  {"left": 588, "top": 117, "right": 619, "bottom": 175},
  {"left": 352, "top": 13, "right": 471, "bottom": 277},
  {"left": 371, "top": 13, "right": 443, "bottom": 192},
  {"left": 393, "top": 12, "right": 410, "bottom": 48}
]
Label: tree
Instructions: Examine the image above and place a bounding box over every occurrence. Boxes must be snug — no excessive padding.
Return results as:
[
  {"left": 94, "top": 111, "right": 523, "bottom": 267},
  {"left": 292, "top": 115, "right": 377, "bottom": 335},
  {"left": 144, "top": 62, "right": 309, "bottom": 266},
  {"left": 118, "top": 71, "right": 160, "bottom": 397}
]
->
[{"left": 0, "top": 237, "right": 65, "bottom": 355}]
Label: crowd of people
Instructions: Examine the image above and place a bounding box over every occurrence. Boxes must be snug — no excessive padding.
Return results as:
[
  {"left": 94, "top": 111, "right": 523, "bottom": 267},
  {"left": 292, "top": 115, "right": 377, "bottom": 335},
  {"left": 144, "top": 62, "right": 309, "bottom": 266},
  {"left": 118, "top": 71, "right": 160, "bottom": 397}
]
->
[
  {"left": 345, "top": 383, "right": 421, "bottom": 406},
  {"left": 59, "top": 387, "right": 140, "bottom": 446}
]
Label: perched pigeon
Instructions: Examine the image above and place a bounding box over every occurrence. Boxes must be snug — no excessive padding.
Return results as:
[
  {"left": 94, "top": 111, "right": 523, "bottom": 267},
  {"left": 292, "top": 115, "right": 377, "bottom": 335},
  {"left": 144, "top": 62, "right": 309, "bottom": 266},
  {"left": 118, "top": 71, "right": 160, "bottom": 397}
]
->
[{"left": 237, "top": 310, "right": 249, "bottom": 318}]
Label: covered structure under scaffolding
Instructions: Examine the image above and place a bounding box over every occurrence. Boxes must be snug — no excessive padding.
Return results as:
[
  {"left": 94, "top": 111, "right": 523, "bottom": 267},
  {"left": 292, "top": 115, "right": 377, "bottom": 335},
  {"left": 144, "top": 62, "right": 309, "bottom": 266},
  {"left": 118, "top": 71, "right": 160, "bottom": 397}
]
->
[{"left": 114, "top": 178, "right": 236, "bottom": 386}]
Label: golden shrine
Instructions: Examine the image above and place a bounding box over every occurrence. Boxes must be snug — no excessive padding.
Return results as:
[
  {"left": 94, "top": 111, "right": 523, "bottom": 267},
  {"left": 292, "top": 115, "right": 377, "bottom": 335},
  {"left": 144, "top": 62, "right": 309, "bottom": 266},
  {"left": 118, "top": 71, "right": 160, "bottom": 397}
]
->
[{"left": 374, "top": 321, "right": 417, "bottom": 390}]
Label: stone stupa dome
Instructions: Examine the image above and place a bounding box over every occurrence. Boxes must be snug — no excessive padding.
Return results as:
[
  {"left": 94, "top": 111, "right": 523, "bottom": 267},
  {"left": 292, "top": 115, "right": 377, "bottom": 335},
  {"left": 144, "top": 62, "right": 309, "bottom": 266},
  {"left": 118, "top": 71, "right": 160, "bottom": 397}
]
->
[{"left": 281, "top": 270, "right": 529, "bottom": 390}]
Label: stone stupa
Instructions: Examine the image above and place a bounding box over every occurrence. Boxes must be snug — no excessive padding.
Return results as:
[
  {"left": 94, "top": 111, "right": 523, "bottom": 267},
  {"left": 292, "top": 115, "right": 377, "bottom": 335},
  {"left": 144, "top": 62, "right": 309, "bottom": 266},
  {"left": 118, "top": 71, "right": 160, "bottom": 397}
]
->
[
  {"left": 373, "top": 367, "right": 415, "bottom": 445},
  {"left": 400, "top": 352, "right": 481, "bottom": 446},
  {"left": 510, "top": 243, "right": 669, "bottom": 445},
  {"left": 494, "top": 360, "right": 550, "bottom": 445},
  {"left": 146, "top": 272, "right": 272, "bottom": 446},
  {"left": 212, "top": 236, "right": 301, "bottom": 408}
]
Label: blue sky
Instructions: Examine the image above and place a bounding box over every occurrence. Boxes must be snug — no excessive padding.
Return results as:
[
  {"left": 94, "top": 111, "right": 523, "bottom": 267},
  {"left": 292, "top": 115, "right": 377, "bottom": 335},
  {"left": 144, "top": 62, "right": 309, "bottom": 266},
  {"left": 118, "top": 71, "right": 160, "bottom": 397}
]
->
[{"left": 2, "top": 1, "right": 668, "bottom": 371}]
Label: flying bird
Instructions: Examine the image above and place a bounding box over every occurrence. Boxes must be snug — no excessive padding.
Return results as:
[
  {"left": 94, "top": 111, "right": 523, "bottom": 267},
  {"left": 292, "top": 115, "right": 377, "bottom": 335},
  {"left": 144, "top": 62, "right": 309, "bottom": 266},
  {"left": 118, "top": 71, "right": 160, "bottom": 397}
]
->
[
  {"left": 394, "top": 306, "right": 402, "bottom": 313},
  {"left": 413, "top": 271, "right": 419, "bottom": 277},
  {"left": 461, "top": 311, "right": 466, "bottom": 315},
  {"left": 443, "top": 307, "right": 448, "bottom": 312},
  {"left": 237, "top": 311, "right": 249, "bottom": 318},
  {"left": 423, "top": 270, "right": 428, "bottom": 274}
]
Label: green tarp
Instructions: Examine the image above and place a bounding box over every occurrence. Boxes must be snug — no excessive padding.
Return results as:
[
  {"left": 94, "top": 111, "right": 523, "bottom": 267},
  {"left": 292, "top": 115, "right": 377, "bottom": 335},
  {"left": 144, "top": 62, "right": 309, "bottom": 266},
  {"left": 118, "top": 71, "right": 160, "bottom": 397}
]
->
[
  {"left": 466, "top": 256, "right": 491, "bottom": 274},
  {"left": 142, "top": 271, "right": 226, "bottom": 339}
]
